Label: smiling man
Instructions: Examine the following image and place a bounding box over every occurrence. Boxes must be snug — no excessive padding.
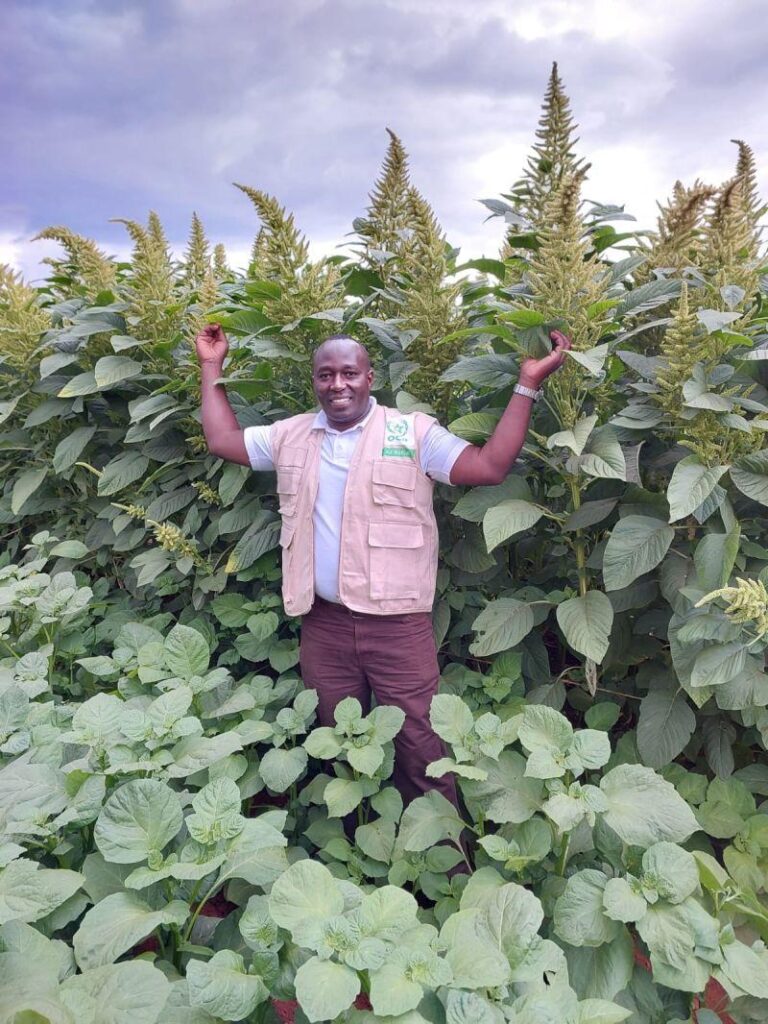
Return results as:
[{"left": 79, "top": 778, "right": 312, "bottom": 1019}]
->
[{"left": 196, "top": 326, "right": 569, "bottom": 807}]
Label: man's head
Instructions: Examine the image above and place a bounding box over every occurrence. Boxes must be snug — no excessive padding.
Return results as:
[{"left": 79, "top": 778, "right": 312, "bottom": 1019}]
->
[{"left": 312, "top": 335, "right": 374, "bottom": 430}]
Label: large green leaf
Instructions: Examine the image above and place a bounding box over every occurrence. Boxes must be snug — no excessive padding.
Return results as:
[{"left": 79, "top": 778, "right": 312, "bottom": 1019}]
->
[
  {"left": 73, "top": 893, "right": 187, "bottom": 969},
  {"left": 58, "top": 371, "right": 99, "bottom": 397},
  {"left": 448, "top": 411, "right": 503, "bottom": 443},
  {"left": 0, "top": 859, "right": 83, "bottom": 925},
  {"left": 166, "top": 733, "right": 244, "bottom": 778},
  {"left": 441, "top": 908, "right": 510, "bottom": 989},
  {"left": 440, "top": 353, "right": 516, "bottom": 386},
  {"left": 144, "top": 486, "right": 197, "bottom": 523},
  {"left": 60, "top": 961, "right": 171, "bottom": 1024},
  {"left": 470, "top": 599, "right": 534, "bottom": 656},
  {"left": 667, "top": 457, "right": 728, "bottom": 522},
  {"left": 11, "top": 467, "right": 48, "bottom": 513},
  {"left": 602, "top": 878, "right": 647, "bottom": 924},
  {"left": 731, "top": 449, "right": 768, "bottom": 505},
  {"left": 52, "top": 426, "right": 97, "bottom": 473},
  {"left": 225, "top": 515, "right": 280, "bottom": 573},
  {"left": 259, "top": 747, "right": 308, "bottom": 792},
  {"left": 217, "top": 816, "right": 288, "bottom": 887},
  {"left": 547, "top": 414, "right": 598, "bottom": 455},
  {"left": 186, "top": 777, "right": 243, "bottom": 844},
  {"left": 429, "top": 694, "right": 474, "bottom": 745},
  {"left": 642, "top": 842, "right": 699, "bottom": 904},
  {"left": 94, "top": 780, "right": 183, "bottom": 864},
  {"left": 324, "top": 777, "right": 365, "bottom": 816},
  {"left": 396, "top": 790, "right": 465, "bottom": 852},
  {"left": 719, "top": 939, "right": 768, "bottom": 999},
  {"left": 616, "top": 277, "right": 681, "bottom": 316},
  {"left": 602, "top": 516, "right": 675, "bottom": 591},
  {"left": 461, "top": 751, "right": 545, "bottom": 824},
  {"left": 451, "top": 476, "right": 532, "bottom": 522},
  {"left": 564, "top": 930, "right": 634, "bottom": 1000},
  {"left": 294, "top": 956, "right": 360, "bottom": 1023},
  {"left": 163, "top": 624, "right": 210, "bottom": 678},
  {"left": 556, "top": 591, "right": 614, "bottom": 663},
  {"left": 579, "top": 427, "right": 626, "bottom": 481},
  {"left": 690, "top": 642, "right": 746, "bottom": 689},
  {"left": 268, "top": 860, "right": 345, "bottom": 948},
  {"left": 369, "top": 959, "right": 438, "bottom": 1016},
  {"left": 636, "top": 688, "right": 696, "bottom": 768},
  {"left": 93, "top": 356, "right": 143, "bottom": 389},
  {"left": 186, "top": 950, "right": 269, "bottom": 1021},
  {"left": 600, "top": 765, "right": 699, "bottom": 847},
  {"left": 693, "top": 526, "right": 740, "bottom": 591},
  {"left": 567, "top": 343, "right": 610, "bottom": 376},
  {"left": 483, "top": 500, "right": 545, "bottom": 552},
  {"left": 97, "top": 452, "right": 149, "bottom": 496},
  {"left": 554, "top": 870, "right": 620, "bottom": 947}
]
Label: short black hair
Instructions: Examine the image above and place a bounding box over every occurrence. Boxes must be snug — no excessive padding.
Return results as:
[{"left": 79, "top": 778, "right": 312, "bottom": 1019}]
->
[{"left": 312, "top": 335, "right": 371, "bottom": 371}]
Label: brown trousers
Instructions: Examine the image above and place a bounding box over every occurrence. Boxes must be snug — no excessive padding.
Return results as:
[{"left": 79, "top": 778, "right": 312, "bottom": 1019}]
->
[{"left": 299, "top": 597, "right": 458, "bottom": 808}]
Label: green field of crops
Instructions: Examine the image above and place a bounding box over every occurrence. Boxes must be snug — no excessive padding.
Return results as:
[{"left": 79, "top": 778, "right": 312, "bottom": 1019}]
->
[{"left": 1, "top": 66, "right": 767, "bottom": 1023}]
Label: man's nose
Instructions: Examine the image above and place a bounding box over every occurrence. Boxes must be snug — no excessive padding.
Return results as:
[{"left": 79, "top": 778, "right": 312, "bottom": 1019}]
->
[{"left": 330, "top": 375, "right": 345, "bottom": 390}]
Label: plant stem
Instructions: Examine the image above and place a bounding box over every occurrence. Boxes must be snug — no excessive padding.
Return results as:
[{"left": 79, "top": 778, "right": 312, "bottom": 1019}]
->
[
  {"left": 0, "top": 637, "right": 19, "bottom": 658},
  {"left": 556, "top": 833, "right": 570, "bottom": 876},
  {"left": 568, "top": 478, "right": 589, "bottom": 597},
  {"left": 183, "top": 883, "right": 220, "bottom": 944},
  {"left": 454, "top": 838, "right": 473, "bottom": 873}
]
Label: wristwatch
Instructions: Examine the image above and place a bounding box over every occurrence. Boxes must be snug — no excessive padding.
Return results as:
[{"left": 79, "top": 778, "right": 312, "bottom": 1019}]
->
[{"left": 513, "top": 383, "right": 543, "bottom": 402}]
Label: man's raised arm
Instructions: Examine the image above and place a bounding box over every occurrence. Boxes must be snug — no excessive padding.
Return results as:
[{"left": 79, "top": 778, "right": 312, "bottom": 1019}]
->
[
  {"left": 449, "top": 330, "right": 571, "bottom": 487},
  {"left": 195, "top": 324, "right": 251, "bottom": 466}
]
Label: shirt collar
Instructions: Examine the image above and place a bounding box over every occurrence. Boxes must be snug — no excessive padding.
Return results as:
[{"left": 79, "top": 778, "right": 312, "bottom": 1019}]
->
[{"left": 311, "top": 396, "right": 377, "bottom": 434}]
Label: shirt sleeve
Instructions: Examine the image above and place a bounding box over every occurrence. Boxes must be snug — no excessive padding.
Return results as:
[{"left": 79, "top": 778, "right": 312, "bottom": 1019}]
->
[
  {"left": 419, "top": 422, "right": 471, "bottom": 484},
  {"left": 243, "top": 425, "right": 275, "bottom": 471}
]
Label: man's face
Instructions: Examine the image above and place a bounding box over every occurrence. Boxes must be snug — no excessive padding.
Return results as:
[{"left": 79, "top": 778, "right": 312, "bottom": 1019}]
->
[{"left": 312, "top": 340, "right": 373, "bottom": 430}]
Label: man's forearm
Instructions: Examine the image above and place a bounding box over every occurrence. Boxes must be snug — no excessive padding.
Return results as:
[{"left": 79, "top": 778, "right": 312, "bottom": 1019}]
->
[
  {"left": 199, "top": 362, "right": 250, "bottom": 465},
  {"left": 449, "top": 391, "right": 535, "bottom": 486}
]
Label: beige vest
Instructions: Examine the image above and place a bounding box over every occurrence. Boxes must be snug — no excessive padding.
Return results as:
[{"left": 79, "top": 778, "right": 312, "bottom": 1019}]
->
[{"left": 272, "top": 404, "right": 439, "bottom": 616}]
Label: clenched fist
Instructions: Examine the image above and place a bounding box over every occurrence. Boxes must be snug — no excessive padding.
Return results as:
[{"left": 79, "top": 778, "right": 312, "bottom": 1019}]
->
[
  {"left": 518, "top": 330, "right": 572, "bottom": 389},
  {"left": 195, "top": 323, "right": 229, "bottom": 367}
]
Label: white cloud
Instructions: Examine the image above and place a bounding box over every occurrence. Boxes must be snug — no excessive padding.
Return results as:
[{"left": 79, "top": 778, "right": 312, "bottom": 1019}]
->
[{"left": 2, "top": 0, "right": 766, "bottom": 282}]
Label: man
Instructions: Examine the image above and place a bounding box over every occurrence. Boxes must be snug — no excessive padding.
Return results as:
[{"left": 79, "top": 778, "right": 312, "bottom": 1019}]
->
[{"left": 195, "top": 325, "right": 570, "bottom": 806}]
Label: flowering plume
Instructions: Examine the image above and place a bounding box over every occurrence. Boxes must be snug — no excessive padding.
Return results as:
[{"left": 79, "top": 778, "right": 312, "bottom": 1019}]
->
[
  {"left": 701, "top": 175, "right": 762, "bottom": 308},
  {"left": 0, "top": 265, "right": 52, "bottom": 374},
  {"left": 33, "top": 226, "right": 116, "bottom": 295},
  {"left": 357, "top": 129, "right": 411, "bottom": 282},
  {"left": 397, "top": 188, "right": 465, "bottom": 407},
  {"left": 526, "top": 171, "right": 609, "bottom": 352},
  {"left": 213, "top": 243, "right": 230, "bottom": 278},
  {"left": 644, "top": 180, "right": 716, "bottom": 277},
  {"left": 183, "top": 212, "right": 211, "bottom": 288},
  {"left": 114, "top": 212, "right": 180, "bottom": 345},
  {"left": 234, "top": 184, "right": 340, "bottom": 330},
  {"left": 507, "top": 62, "right": 589, "bottom": 232}
]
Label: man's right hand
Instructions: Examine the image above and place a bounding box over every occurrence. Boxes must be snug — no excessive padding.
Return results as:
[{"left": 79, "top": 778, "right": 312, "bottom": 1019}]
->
[{"left": 195, "top": 323, "right": 229, "bottom": 367}]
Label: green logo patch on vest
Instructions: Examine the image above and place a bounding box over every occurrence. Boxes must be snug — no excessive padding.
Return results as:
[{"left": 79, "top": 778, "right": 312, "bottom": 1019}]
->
[{"left": 382, "top": 412, "right": 416, "bottom": 459}]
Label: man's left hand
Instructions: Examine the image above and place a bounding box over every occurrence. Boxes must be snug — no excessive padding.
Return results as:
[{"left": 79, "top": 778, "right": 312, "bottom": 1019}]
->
[{"left": 518, "top": 330, "right": 572, "bottom": 389}]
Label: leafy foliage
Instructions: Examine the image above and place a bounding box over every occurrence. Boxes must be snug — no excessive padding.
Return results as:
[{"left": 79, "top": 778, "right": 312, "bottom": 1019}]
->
[{"left": 0, "top": 64, "right": 767, "bottom": 1024}]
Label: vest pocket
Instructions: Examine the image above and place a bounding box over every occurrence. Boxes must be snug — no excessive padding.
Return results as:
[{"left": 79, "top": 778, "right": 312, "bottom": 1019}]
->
[
  {"left": 276, "top": 469, "right": 301, "bottom": 515},
  {"left": 280, "top": 521, "right": 295, "bottom": 548},
  {"left": 368, "top": 521, "right": 423, "bottom": 599},
  {"left": 371, "top": 459, "right": 417, "bottom": 509},
  {"left": 276, "top": 445, "right": 306, "bottom": 516}
]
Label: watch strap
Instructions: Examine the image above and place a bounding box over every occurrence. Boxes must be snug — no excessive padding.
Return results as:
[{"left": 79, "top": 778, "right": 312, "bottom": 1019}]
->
[{"left": 513, "top": 383, "right": 543, "bottom": 402}]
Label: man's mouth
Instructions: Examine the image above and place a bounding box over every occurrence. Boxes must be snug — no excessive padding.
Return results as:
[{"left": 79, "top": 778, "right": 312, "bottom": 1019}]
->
[{"left": 329, "top": 396, "right": 352, "bottom": 406}]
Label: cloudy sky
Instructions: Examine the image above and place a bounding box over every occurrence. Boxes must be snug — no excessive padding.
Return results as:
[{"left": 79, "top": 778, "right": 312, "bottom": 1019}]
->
[{"left": 3, "top": 0, "right": 767, "bottom": 281}]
